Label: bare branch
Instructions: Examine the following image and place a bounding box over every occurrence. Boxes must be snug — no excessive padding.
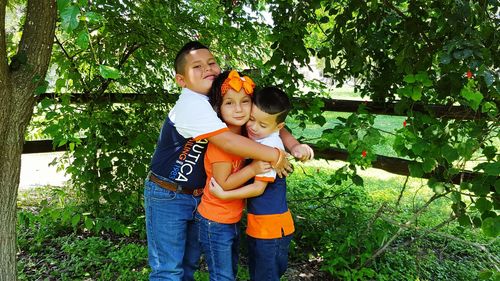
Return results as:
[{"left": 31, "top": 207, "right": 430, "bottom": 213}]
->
[
  {"left": 396, "top": 176, "right": 409, "bottom": 207},
  {"left": 0, "top": 0, "right": 8, "bottom": 87},
  {"left": 55, "top": 35, "right": 90, "bottom": 93}
]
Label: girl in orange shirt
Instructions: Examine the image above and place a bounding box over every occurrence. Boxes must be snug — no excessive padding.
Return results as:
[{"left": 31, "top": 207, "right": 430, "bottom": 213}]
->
[{"left": 195, "top": 70, "right": 270, "bottom": 281}]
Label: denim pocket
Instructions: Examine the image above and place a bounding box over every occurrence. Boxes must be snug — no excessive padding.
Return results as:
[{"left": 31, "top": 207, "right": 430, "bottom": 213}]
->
[{"left": 145, "top": 180, "right": 177, "bottom": 201}]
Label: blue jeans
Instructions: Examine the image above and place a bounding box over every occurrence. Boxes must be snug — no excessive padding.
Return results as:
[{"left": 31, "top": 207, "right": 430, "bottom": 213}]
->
[
  {"left": 195, "top": 212, "right": 240, "bottom": 281},
  {"left": 144, "top": 177, "right": 202, "bottom": 281},
  {"left": 247, "top": 234, "right": 293, "bottom": 281}
]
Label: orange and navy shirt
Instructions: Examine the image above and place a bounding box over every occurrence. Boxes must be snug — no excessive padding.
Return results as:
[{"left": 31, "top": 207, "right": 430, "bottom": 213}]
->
[
  {"left": 197, "top": 142, "right": 245, "bottom": 224},
  {"left": 246, "top": 132, "right": 294, "bottom": 239},
  {"left": 150, "top": 88, "right": 228, "bottom": 189}
]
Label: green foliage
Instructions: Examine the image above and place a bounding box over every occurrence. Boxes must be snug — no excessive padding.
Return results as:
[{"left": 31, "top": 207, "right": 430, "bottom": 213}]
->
[
  {"left": 265, "top": 0, "right": 499, "bottom": 238},
  {"left": 18, "top": 168, "right": 498, "bottom": 280},
  {"left": 286, "top": 166, "right": 498, "bottom": 280},
  {"left": 26, "top": 0, "right": 279, "bottom": 234},
  {"left": 14, "top": 0, "right": 499, "bottom": 278},
  {"left": 18, "top": 233, "right": 149, "bottom": 280}
]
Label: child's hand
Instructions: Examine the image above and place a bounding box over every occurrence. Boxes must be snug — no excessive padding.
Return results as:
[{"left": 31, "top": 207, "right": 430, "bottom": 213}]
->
[
  {"left": 290, "top": 144, "right": 314, "bottom": 162},
  {"left": 250, "top": 160, "right": 272, "bottom": 175},
  {"left": 209, "top": 177, "right": 227, "bottom": 200},
  {"left": 275, "top": 155, "right": 292, "bottom": 178}
]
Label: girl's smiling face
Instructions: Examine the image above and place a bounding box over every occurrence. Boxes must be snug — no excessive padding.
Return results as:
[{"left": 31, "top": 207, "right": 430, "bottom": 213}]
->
[{"left": 219, "top": 88, "right": 252, "bottom": 129}]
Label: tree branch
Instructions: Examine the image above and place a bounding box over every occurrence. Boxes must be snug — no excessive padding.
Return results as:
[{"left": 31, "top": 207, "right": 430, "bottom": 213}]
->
[
  {"left": 94, "top": 43, "right": 141, "bottom": 96},
  {"left": 54, "top": 35, "right": 90, "bottom": 93},
  {"left": 381, "top": 214, "right": 500, "bottom": 271},
  {"left": 382, "top": 0, "right": 433, "bottom": 50},
  {"left": 359, "top": 192, "right": 449, "bottom": 268},
  {"left": 396, "top": 176, "right": 409, "bottom": 207},
  {"left": 0, "top": 0, "right": 7, "bottom": 86},
  {"left": 11, "top": 0, "right": 56, "bottom": 94}
]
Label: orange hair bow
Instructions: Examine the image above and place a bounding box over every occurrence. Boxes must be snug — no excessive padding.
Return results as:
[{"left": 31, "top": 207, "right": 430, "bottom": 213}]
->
[{"left": 221, "top": 70, "right": 255, "bottom": 96}]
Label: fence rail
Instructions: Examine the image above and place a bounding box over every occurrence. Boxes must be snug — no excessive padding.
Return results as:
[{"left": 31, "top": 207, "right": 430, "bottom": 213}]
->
[
  {"left": 23, "top": 139, "right": 491, "bottom": 188},
  {"left": 25, "top": 95, "right": 491, "bottom": 185},
  {"left": 36, "top": 93, "right": 479, "bottom": 119}
]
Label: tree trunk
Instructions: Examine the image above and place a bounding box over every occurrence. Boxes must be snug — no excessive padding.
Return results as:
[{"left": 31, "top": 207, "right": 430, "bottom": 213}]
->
[{"left": 0, "top": 1, "right": 56, "bottom": 280}]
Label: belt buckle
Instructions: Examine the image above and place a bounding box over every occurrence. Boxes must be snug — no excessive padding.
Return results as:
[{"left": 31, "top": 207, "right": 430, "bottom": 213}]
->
[{"left": 192, "top": 188, "right": 203, "bottom": 196}]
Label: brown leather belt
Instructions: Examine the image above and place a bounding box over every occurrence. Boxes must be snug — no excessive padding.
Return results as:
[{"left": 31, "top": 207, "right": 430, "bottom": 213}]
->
[{"left": 148, "top": 173, "right": 203, "bottom": 196}]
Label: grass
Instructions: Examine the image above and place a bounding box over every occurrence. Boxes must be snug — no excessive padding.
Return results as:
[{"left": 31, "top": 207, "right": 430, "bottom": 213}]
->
[
  {"left": 287, "top": 111, "right": 406, "bottom": 158},
  {"left": 17, "top": 159, "right": 499, "bottom": 280}
]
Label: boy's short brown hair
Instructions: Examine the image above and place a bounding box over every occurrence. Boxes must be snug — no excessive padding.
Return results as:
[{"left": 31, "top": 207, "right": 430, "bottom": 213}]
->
[{"left": 253, "top": 86, "right": 291, "bottom": 124}]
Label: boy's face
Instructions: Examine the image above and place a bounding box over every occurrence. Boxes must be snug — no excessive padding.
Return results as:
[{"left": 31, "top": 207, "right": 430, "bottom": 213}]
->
[
  {"left": 175, "top": 49, "right": 221, "bottom": 95},
  {"left": 246, "top": 104, "right": 284, "bottom": 140}
]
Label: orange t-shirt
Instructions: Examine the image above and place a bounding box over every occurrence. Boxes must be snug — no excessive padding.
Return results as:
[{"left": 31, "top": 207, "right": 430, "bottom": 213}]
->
[{"left": 197, "top": 143, "right": 245, "bottom": 224}]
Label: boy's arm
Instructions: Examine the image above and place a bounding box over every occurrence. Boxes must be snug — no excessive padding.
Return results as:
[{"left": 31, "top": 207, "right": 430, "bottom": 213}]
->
[
  {"left": 279, "top": 128, "right": 315, "bottom": 162},
  {"left": 212, "top": 161, "right": 271, "bottom": 191},
  {"left": 208, "top": 131, "right": 290, "bottom": 176},
  {"left": 209, "top": 177, "right": 268, "bottom": 200}
]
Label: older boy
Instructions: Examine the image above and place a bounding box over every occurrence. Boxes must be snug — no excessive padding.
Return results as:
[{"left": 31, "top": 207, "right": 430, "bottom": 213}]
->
[
  {"left": 144, "top": 41, "right": 312, "bottom": 281},
  {"left": 210, "top": 86, "right": 298, "bottom": 281}
]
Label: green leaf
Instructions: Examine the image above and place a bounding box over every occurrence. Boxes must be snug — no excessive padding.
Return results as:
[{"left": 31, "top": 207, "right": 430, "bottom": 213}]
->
[
  {"left": 352, "top": 175, "right": 364, "bottom": 186},
  {"left": 422, "top": 158, "right": 436, "bottom": 173},
  {"left": 76, "top": 30, "right": 89, "bottom": 50},
  {"left": 35, "top": 81, "right": 48, "bottom": 95},
  {"left": 411, "top": 139, "right": 427, "bottom": 155},
  {"left": 410, "top": 86, "right": 422, "bottom": 101},
  {"left": 475, "top": 197, "right": 492, "bottom": 213},
  {"left": 439, "top": 53, "right": 451, "bottom": 65},
  {"left": 471, "top": 181, "right": 491, "bottom": 196},
  {"left": 457, "top": 214, "right": 471, "bottom": 227},
  {"left": 414, "top": 72, "right": 428, "bottom": 83},
  {"left": 460, "top": 87, "right": 483, "bottom": 111},
  {"left": 475, "top": 162, "right": 500, "bottom": 176},
  {"left": 57, "top": 0, "right": 70, "bottom": 11},
  {"left": 483, "top": 70, "right": 495, "bottom": 86},
  {"left": 421, "top": 78, "right": 433, "bottom": 87},
  {"left": 442, "top": 146, "right": 459, "bottom": 163},
  {"left": 482, "top": 146, "right": 497, "bottom": 161},
  {"left": 472, "top": 216, "right": 482, "bottom": 228},
  {"left": 481, "top": 101, "right": 498, "bottom": 115},
  {"left": 99, "top": 65, "right": 121, "bottom": 79},
  {"left": 478, "top": 270, "right": 493, "bottom": 280},
  {"left": 481, "top": 217, "right": 499, "bottom": 237},
  {"left": 409, "top": 162, "right": 423, "bottom": 178},
  {"left": 403, "top": 74, "right": 415, "bottom": 83},
  {"left": 84, "top": 217, "right": 94, "bottom": 230},
  {"left": 71, "top": 214, "right": 81, "bottom": 227},
  {"left": 40, "top": 98, "right": 53, "bottom": 109},
  {"left": 55, "top": 78, "right": 66, "bottom": 90},
  {"left": 84, "top": 11, "right": 101, "bottom": 23},
  {"left": 61, "top": 6, "right": 80, "bottom": 32},
  {"left": 397, "top": 86, "right": 412, "bottom": 98}
]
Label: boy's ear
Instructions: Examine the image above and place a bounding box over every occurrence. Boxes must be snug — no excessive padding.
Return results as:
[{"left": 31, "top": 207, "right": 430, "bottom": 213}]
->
[
  {"left": 175, "top": 73, "right": 186, "bottom": 88},
  {"left": 276, "top": 122, "right": 285, "bottom": 131}
]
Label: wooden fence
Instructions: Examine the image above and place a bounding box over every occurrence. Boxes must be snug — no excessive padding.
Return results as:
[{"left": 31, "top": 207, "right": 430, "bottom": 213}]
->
[{"left": 24, "top": 93, "right": 489, "bottom": 185}]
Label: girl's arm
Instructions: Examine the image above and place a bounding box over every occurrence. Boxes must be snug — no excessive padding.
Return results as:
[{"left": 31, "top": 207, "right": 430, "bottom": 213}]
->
[
  {"left": 208, "top": 131, "right": 290, "bottom": 177},
  {"left": 209, "top": 177, "right": 268, "bottom": 200},
  {"left": 212, "top": 161, "right": 270, "bottom": 191}
]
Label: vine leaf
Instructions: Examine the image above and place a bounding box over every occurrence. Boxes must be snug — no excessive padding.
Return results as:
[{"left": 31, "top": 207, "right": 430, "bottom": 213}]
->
[{"left": 99, "top": 65, "right": 120, "bottom": 79}]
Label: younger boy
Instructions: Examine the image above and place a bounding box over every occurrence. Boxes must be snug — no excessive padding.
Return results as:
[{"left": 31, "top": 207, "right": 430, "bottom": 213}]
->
[
  {"left": 144, "top": 41, "right": 312, "bottom": 280},
  {"left": 209, "top": 86, "right": 296, "bottom": 281}
]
